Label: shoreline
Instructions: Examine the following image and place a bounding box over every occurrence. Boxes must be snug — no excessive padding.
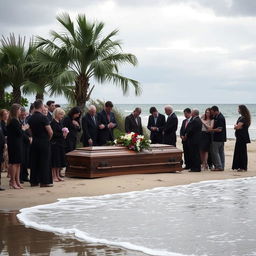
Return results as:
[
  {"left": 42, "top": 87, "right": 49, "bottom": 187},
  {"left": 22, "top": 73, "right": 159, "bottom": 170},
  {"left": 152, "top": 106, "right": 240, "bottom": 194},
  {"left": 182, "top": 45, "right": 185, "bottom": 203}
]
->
[{"left": 1, "top": 139, "right": 256, "bottom": 211}]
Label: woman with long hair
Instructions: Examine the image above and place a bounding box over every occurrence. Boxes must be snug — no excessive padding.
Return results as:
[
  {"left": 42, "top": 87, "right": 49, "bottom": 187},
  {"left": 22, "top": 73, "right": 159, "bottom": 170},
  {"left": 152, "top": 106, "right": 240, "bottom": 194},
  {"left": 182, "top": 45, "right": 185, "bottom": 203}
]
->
[
  {"left": 232, "top": 105, "right": 251, "bottom": 171},
  {"left": 200, "top": 108, "right": 214, "bottom": 170},
  {"left": 7, "top": 104, "right": 29, "bottom": 189},
  {"left": 62, "top": 107, "right": 81, "bottom": 153},
  {"left": 50, "top": 108, "right": 69, "bottom": 182},
  {"left": 0, "top": 109, "right": 9, "bottom": 174}
]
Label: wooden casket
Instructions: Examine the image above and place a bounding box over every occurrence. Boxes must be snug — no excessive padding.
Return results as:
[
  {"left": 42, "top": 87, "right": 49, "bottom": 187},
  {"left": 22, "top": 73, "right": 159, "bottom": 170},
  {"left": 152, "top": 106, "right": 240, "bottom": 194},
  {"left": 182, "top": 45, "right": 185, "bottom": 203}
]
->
[{"left": 65, "top": 144, "right": 183, "bottom": 178}]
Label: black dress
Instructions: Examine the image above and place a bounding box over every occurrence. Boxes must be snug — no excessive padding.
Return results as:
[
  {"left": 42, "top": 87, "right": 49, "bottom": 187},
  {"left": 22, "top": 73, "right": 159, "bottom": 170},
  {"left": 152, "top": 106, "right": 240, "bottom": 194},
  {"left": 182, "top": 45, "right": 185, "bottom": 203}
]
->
[
  {"left": 232, "top": 116, "right": 250, "bottom": 170},
  {"left": 0, "top": 125, "right": 5, "bottom": 164},
  {"left": 62, "top": 116, "right": 81, "bottom": 153},
  {"left": 28, "top": 111, "right": 52, "bottom": 185},
  {"left": 7, "top": 118, "right": 23, "bottom": 164},
  {"left": 50, "top": 119, "right": 66, "bottom": 168},
  {"left": 1, "top": 120, "right": 7, "bottom": 137}
]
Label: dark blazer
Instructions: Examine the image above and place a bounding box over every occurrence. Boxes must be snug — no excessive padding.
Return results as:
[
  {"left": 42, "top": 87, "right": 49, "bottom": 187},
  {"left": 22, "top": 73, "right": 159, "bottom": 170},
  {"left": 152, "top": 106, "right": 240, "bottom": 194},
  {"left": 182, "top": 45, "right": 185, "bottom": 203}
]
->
[
  {"left": 81, "top": 113, "right": 98, "bottom": 146},
  {"left": 97, "top": 110, "right": 117, "bottom": 145},
  {"left": 180, "top": 118, "right": 191, "bottom": 144},
  {"left": 125, "top": 114, "right": 143, "bottom": 135},
  {"left": 163, "top": 113, "right": 178, "bottom": 146},
  {"left": 213, "top": 113, "right": 227, "bottom": 142},
  {"left": 147, "top": 113, "right": 165, "bottom": 144},
  {"left": 47, "top": 112, "right": 53, "bottom": 122},
  {"left": 62, "top": 116, "right": 81, "bottom": 153},
  {"left": 185, "top": 116, "right": 202, "bottom": 145}
]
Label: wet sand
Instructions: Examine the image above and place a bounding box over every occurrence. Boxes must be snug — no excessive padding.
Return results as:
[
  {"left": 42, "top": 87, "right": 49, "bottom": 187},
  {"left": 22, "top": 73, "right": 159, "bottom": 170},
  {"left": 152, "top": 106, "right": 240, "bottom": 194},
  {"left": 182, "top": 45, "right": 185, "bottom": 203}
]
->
[
  {"left": 0, "top": 139, "right": 255, "bottom": 255},
  {"left": 0, "top": 211, "right": 147, "bottom": 256}
]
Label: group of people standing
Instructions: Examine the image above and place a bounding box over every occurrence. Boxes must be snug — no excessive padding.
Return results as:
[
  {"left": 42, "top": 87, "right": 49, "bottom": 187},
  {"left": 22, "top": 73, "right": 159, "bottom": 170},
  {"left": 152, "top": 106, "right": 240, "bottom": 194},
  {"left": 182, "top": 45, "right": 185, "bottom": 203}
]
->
[
  {"left": 121, "top": 104, "right": 251, "bottom": 173},
  {"left": 0, "top": 100, "right": 252, "bottom": 190}
]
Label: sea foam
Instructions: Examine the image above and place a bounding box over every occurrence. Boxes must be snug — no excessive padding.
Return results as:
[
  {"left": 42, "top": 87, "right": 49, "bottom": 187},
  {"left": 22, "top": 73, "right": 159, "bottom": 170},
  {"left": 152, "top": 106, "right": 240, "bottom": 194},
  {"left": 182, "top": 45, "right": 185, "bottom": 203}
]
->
[{"left": 17, "top": 177, "right": 256, "bottom": 256}]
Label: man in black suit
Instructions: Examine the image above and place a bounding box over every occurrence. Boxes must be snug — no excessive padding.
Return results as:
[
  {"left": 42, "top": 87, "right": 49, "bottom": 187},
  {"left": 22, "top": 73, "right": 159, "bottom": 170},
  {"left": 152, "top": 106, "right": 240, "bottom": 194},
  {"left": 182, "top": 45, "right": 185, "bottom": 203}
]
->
[
  {"left": 180, "top": 108, "right": 192, "bottom": 169},
  {"left": 185, "top": 109, "right": 202, "bottom": 172},
  {"left": 97, "top": 101, "right": 117, "bottom": 146},
  {"left": 163, "top": 105, "right": 178, "bottom": 146},
  {"left": 0, "top": 124, "right": 5, "bottom": 190},
  {"left": 125, "top": 107, "right": 143, "bottom": 135},
  {"left": 81, "top": 105, "right": 98, "bottom": 147},
  {"left": 147, "top": 107, "right": 165, "bottom": 144},
  {"left": 46, "top": 100, "right": 55, "bottom": 122}
]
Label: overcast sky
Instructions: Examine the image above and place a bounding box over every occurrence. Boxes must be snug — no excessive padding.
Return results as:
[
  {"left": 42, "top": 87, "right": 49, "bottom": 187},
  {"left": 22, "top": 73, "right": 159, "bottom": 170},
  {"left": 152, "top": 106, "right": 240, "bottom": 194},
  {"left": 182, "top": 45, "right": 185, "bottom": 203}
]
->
[{"left": 1, "top": 0, "right": 256, "bottom": 104}]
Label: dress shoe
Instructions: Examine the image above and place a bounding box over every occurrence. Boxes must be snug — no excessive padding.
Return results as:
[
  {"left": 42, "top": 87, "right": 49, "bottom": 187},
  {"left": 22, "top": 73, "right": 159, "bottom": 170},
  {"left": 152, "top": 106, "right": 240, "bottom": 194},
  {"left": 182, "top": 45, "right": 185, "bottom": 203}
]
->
[
  {"left": 211, "top": 168, "right": 224, "bottom": 171},
  {"left": 40, "top": 184, "right": 53, "bottom": 187},
  {"left": 0, "top": 187, "right": 5, "bottom": 191},
  {"left": 189, "top": 169, "right": 201, "bottom": 172}
]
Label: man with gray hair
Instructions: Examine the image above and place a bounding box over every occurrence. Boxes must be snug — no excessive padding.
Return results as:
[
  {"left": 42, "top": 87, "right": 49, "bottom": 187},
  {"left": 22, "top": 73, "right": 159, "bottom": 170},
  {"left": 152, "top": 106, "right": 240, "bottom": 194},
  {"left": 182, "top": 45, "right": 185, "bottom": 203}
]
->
[
  {"left": 185, "top": 109, "right": 202, "bottom": 172},
  {"left": 163, "top": 105, "right": 178, "bottom": 146},
  {"left": 125, "top": 107, "right": 143, "bottom": 135},
  {"left": 81, "top": 105, "right": 98, "bottom": 146}
]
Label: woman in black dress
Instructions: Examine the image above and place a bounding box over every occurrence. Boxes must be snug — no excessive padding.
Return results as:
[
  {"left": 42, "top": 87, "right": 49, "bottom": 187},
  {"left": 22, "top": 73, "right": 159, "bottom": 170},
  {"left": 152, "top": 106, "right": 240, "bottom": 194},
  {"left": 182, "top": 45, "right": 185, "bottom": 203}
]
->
[
  {"left": 7, "top": 104, "right": 29, "bottom": 189},
  {"left": 63, "top": 107, "right": 81, "bottom": 153},
  {"left": 232, "top": 105, "right": 251, "bottom": 171},
  {"left": 0, "top": 109, "right": 9, "bottom": 174},
  {"left": 50, "top": 108, "right": 68, "bottom": 182}
]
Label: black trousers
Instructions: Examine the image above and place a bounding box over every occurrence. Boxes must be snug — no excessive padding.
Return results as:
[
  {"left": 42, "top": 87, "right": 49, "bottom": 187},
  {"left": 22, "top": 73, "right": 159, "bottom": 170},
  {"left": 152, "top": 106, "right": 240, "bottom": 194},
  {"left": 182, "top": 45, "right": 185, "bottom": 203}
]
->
[
  {"left": 188, "top": 141, "right": 201, "bottom": 171},
  {"left": 182, "top": 141, "right": 191, "bottom": 168},
  {"left": 30, "top": 139, "right": 52, "bottom": 185},
  {"left": 232, "top": 140, "right": 248, "bottom": 170}
]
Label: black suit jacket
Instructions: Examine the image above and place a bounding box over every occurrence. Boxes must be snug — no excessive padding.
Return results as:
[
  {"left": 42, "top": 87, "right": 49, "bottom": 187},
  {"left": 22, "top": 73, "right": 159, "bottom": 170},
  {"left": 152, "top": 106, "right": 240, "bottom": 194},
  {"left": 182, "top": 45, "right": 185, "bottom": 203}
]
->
[
  {"left": 180, "top": 118, "right": 191, "bottom": 144},
  {"left": 97, "top": 110, "right": 117, "bottom": 145},
  {"left": 163, "top": 113, "right": 178, "bottom": 145},
  {"left": 81, "top": 113, "right": 98, "bottom": 146},
  {"left": 147, "top": 113, "right": 165, "bottom": 143},
  {"left": 125, "top": 114, "right": 143, "bottom": 135},
  {"left": 185, "top": 116, "right": 202, "bottom": 145},
  {"left": 47, "top": 112, "right": 53, "bottom": 122}
]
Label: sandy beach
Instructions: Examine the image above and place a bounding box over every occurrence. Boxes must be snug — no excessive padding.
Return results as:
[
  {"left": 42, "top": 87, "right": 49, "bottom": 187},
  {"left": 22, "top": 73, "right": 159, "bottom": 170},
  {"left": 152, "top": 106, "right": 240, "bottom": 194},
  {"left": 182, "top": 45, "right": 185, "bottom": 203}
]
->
[{"left": 1, "top": 139, "right": 255, "bottom": 211}]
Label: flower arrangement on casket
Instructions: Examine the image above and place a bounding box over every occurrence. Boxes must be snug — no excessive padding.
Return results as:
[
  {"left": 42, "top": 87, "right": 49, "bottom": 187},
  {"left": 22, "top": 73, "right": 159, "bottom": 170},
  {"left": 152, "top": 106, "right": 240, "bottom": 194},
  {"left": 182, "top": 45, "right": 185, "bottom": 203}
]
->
[{"left": 113, "top": 132, "right": 151, "bottom": 152}]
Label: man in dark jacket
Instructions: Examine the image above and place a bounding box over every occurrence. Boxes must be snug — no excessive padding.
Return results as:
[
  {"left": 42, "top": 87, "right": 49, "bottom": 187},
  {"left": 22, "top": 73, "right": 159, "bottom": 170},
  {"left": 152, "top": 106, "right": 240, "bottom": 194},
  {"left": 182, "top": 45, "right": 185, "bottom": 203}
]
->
[
  {"left": 163, "top": 105, "right": 178, "bottom": 146},
  {"left": 125, "top": 107, "right": 143, "bottom": 135},
  {"left": 97, "top": 101, "right": 117, "bottom": 146},
  {"left": 147, "top": 106, "right": 165, "bottom": 144},
  {"left": 46, "top": 100, "right": 55, "bottom": 122},
  {"left": 81, "top": 105, "right": 98, "bottom": 146},
  {"left": 0, "top": 124, "right": 5, "bottom": 190},
  {"left": 185, "top": 109, "right": 202, "bottom": 172},
  {"left": 180, "top": 108, "right": 192, "bottom": 169}
]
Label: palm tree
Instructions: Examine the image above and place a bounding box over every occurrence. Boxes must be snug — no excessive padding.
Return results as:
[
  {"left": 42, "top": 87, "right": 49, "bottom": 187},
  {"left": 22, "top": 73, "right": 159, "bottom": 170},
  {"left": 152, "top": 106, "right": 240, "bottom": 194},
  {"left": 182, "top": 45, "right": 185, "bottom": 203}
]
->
[
  {"left": 23, "top": 48, "right": 75, "bottom": 101},
  {"left": 0, "top": 34, "right": 35, "bottom": 104},
  {"left": 35, "top": 13, "right": 140, "bottom": 110}
]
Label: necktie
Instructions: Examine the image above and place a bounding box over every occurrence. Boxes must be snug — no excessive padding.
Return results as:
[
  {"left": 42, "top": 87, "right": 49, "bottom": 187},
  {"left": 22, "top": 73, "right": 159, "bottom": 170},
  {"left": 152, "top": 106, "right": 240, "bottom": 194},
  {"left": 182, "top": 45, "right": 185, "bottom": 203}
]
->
[
  {"left": 154, "top": 117, "right": 157, "bottom": 125},
  {"left": 92, "top": 116, "right": 96, "bottom": 125},
  {"left": 107, "top": 113, "right": 110, "bottom": 122},
  {"left": 185, "top": 119, "right": 189, "bottom": 128}
]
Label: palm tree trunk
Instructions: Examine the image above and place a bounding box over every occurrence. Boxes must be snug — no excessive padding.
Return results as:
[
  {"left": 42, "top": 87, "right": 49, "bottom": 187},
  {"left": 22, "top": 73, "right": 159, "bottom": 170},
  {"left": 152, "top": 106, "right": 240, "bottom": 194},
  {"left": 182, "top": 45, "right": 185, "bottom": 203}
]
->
[
  {"left": 75, "top": 75, "right": 89, "bottom": 111},
  {"left": 36, "top": 92, "right": 44, "bottom": 101},
  {"left": 12, "top": 86, "right": 22, "bottom": 104}
]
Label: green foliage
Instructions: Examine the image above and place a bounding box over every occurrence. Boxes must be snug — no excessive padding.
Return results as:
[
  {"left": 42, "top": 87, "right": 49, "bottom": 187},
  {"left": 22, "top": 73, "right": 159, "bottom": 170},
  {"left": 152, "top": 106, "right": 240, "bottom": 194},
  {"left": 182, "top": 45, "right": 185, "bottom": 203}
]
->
[{"left": 0, "top": 92, "right": 29, "bottom": 109}]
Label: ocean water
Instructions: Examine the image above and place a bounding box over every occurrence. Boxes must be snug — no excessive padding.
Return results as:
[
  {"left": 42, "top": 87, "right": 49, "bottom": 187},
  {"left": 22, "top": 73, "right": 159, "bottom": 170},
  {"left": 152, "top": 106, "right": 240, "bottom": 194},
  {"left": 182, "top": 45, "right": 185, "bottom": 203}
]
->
[
  {"left": 115, "top": 104, "right": 256, "bottom": 139},
  {"left": 18, "top": 177, "right": 256, "bottom": 256}
]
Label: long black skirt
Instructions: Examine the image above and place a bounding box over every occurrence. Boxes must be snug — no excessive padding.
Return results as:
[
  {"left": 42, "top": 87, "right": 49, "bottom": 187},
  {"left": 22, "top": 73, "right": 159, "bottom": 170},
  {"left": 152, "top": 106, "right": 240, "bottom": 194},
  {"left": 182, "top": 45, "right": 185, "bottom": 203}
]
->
[{"left": 232, "top": 140, "right": 248, "bottom": 170}]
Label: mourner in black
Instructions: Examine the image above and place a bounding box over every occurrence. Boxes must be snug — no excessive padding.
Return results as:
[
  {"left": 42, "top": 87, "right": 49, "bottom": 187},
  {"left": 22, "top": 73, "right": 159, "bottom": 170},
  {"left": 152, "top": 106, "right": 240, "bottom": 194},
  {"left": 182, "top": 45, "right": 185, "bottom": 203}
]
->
[
  {"left": 180, "top": 108, "right": 192, "bottom": 169},
  {"left": 81, "top": 105, "right": 98, "bottom": 147},
  {"left": 46, "top": 100, "right": 55, "bottom": 122},
  {"left": 210, "top": 106, "right": 227, "bottom": 171},
  {"left": 0, "top": 109, "right": 8, "bottom": 137},
  {"left": 28, "top": 99, "right": 53, "bottom": 187},
  {"left": 50, "top": 108, "right": 67, "bottom": 182},
  {"left": 163, "top": 105, "right": 178, "bottom": 146},
  {"left": 125, "top": 107, "right": 143, "bottom": 135},
  {"left": 0, "top": 124, "right": 5, "bottom": 190},
  {"left": 97, "top": 101, "right": 117, "bottom": 146},
  {"left": 63, "top": 107, "right": 81, "bottom": 153},
  {"left": 185, "top": 109, "right": 202, "bottom": 172},
  {"left": 19, "top": 107, "right": 31, "bottom": 183},
  {"left": 232, "top": 105, "right": 251, "bottom": 171},
  {"left": 7, "top": 104, "right": 28, "bottom": 189},
  {"left": 147, "top": 107, "right": 165, "bottom": 144}
]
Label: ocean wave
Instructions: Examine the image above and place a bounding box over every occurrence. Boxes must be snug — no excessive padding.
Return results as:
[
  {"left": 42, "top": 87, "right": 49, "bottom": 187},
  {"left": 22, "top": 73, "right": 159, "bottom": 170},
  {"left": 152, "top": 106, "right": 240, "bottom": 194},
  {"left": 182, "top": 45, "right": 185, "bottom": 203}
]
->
[{"left": 17, "top": 177, "right": 256, "bottom": 256}]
